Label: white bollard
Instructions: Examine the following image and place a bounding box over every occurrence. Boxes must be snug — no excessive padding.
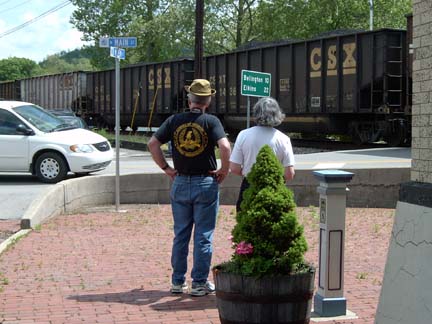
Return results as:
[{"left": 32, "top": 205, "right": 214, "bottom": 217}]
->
[{"left": 313, "top": 169, "right": 354, "bottom": 317}]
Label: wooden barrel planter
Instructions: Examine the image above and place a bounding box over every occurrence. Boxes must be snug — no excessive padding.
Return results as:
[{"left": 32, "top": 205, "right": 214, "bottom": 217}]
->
[{"left": 213, "top": 267, "right": 315, "bottom": 324}]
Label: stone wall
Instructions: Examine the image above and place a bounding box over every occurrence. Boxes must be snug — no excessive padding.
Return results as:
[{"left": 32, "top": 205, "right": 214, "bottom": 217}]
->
[
  {"left": 412, "top": 0, "right": 432, "bottom": 183},
  {"left": 375, "top": 3, "right": 432, "bottom": 323}
]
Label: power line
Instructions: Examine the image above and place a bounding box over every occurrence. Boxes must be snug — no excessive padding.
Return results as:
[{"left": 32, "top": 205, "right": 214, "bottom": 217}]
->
[
  {"left": 0, "top": 0, "right": 71, "bottom": 39},
  {"left": 0, "top": 0, "right": 14, "bottom": 7},
  {"left": 0, "top": 0, "right": 34, "bottom": 15}
]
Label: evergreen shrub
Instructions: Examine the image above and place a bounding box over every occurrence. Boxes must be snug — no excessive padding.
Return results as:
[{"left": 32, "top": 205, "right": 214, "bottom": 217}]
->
[{"left": 217, "top": 145, "right": 309, "bottom": 276}]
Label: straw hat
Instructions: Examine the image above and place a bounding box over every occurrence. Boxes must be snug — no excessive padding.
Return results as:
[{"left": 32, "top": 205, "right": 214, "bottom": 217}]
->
[{"left": 184, "top": 79, "right": 216, "bottom": 96}]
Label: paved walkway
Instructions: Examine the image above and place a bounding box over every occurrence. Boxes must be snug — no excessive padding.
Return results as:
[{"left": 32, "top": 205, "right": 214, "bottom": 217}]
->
[{"left": 0, "top": 204, "right": 394, "bottom": 324}]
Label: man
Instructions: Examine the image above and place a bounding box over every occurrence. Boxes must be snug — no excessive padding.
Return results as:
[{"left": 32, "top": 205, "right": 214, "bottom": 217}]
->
[
  {"left": 148, "top": 79, "right": 231, "bottom": 297},
  {"left": 230, "top": 97, "right": 295, "bottom": 212}
]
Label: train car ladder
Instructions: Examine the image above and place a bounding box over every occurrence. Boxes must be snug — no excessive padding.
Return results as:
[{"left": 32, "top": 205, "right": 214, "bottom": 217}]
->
[
  {"left": 371, "top": 32, "right": 403, "bottom": 112},
  {"left": 384, "top": 33, "right": 403, "bottom": 111}
]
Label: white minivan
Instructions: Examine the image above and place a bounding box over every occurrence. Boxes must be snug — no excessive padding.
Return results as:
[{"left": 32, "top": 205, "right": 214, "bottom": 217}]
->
[{"left": 0, "top": 101, "right": 113, "bottom": 183}]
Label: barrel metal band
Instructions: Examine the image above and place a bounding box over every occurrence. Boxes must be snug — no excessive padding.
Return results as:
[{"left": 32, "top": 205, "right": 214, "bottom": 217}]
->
[
  {"left": 216, "top": 290, "right": 313, "bottom": 304},
  {"left": 220, "top": 317, "right": 310, "bottom": 324}
]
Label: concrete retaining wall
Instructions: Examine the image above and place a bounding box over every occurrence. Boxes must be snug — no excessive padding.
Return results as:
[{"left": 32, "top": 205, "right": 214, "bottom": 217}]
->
[{"left": 21, "top": 168, "right": 410, "bottom": 229}]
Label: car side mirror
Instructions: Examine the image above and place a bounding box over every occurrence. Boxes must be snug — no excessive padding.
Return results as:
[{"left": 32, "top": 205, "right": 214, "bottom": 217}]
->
[{"left": 16, "top": 124, "right": 34, "bottom": 135}]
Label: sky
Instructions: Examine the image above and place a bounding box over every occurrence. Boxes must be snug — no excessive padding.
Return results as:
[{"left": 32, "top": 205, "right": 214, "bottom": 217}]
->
[{"left": 0, "top": 0, "right": 90, "bottom": 63}]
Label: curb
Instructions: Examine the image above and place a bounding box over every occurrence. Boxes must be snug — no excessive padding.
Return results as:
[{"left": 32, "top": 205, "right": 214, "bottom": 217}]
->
[
  {"left": 19, "top": 168, "right": 409, "bottom": 230},
  {"left": 0, "top": 229, "right": 32, "bottom": 255}
]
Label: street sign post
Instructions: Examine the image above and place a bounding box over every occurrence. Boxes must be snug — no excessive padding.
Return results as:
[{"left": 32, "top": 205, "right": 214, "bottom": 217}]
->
[
  {"left": 99, "top": 36, "right": 137, "bottom": 212},
  {"left": 99, "top": 37, "right": 137, "bottom": 48},
  {"left": 110, "top": 47, "right": 126, "bottom": 60},
  {"left": 241, "top": 70, "right": 272, "bottom": 127}
]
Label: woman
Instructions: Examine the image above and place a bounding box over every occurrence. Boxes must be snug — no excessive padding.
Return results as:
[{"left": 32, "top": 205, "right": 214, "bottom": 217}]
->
[{"left": 229, "top": 97, "right": 295, "bottom": 212}]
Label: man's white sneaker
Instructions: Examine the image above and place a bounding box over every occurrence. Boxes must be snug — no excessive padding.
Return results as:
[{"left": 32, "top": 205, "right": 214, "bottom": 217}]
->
[
  {"left": 190, "top": 281, "right": 215, "bottom": 297},
  {"left": 170, "top": 282, "right": 188, "bottom": 294}
]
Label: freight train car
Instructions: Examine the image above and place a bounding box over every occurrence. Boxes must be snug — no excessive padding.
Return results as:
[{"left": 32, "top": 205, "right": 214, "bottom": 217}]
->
[
  {"left": 85, "top": 58, "right": 194, "bottom": 129},
  {"left": 0, "top": 27, "right": 412, "bottom": 145},
  {"left": 203, "top": 28, "right": 411, "bottom": 145},
  {"left": 0, "top": 72, "right": 88, "bottom": 115},
  {"left": 20, "top": 72, "right": 88, "bottom": 114},
  {"left": 0, "top": 80, "right": 19, "bottom": 100}
]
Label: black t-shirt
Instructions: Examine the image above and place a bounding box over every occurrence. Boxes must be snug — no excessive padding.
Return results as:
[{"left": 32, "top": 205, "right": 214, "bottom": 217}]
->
[{"left": 154, "top": 111, "right": 226, "bottom": 174}]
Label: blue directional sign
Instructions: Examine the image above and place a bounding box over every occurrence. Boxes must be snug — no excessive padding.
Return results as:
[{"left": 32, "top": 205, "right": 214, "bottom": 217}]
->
[
  {"left": 99, "top": 37, "right": 137, "bottom": 48},
  {"left": 110, "top": 47, "right": 126, "bottom": 60}
]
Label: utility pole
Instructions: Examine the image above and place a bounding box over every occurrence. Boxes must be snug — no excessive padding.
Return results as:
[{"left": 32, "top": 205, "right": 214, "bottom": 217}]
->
[
  {"left": 369, "top": 0, "right": 373, "bottom": 30},
  {"left": 194, "top": 0, "right": 204, "bottom": 78}
]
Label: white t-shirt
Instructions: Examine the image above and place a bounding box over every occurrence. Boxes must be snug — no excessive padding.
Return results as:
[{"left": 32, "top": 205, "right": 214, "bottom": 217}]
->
[{"left": 230, "top": 126, "right": 295, "bottom": 176}]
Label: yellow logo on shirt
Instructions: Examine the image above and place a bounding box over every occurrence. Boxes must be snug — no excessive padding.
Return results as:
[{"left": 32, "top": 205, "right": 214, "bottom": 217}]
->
[{"left": 174, "top": 122, "right": 208, "bottom": 157}]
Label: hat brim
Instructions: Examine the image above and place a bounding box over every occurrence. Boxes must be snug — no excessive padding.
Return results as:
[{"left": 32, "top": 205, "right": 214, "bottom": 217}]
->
[{"left": 184, "top": 85, "right": 216, "bottom": 96}]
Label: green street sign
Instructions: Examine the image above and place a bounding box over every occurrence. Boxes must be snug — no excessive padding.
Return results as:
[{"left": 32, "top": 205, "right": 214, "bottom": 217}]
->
[{"left": 241, "top": 70, "right": 271, "bottom": 97}]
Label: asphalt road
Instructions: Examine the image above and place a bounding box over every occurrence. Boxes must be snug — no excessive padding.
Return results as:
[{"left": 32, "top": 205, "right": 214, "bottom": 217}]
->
[
  {"left": 0, "top": 149, "right": 164, "bottom": 220},
  {"left": 0, "top": 147, "right": 411, "bottom": 221}
]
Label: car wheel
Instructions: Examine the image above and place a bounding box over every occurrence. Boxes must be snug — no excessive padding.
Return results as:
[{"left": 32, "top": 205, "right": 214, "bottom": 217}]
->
[{"left": 35, "top": 152, "right": 68, "bottom": 183}]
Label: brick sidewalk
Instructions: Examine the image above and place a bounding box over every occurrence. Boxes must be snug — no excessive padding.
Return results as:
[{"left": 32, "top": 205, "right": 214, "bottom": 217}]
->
[
  {"left": 0, "top": 205, "right": 394, "bottom": 324},
  {"left": 0, "top": 220, "right": 21, "bottom": 244}
]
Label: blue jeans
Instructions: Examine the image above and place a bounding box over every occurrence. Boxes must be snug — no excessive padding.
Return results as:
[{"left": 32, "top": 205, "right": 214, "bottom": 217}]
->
[{"left": 170, "top": 175, "right": 219, "bottom": 285}]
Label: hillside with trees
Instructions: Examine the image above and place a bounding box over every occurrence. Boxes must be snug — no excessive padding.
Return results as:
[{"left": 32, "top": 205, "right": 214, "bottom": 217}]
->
[{"left": 0, "top": 48, "right": 95, "bottom": 82}]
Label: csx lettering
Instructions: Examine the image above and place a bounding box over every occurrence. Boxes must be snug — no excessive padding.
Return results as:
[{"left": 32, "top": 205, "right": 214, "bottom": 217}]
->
[
  {"left": 148, "top": 67, "right": 171, "bottom": 89},
  {"left": 148, "top": 69, "right": 154, "bottom": 89},
  {"left": 164, "top": 67, "right": 171, "bottom": 87},
  {"left": 310, "top": 42, "right": 356, "bottom": 78},
  {"left": 327, "top": 45, "right": 337, "bottom": 75},
  {"left": 342, "top": 43, "right": 356, "bottom": 74},
  {"left": 310, "top": 47, "right": 322, "bottom": 75},
  {"left": 157, "top": 68, "right": 162, "bottom": 85}
]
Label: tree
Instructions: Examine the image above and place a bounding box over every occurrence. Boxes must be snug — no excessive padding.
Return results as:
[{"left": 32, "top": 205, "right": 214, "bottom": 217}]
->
[
  {"left": 373, "top": 0, "right": 412, "bottom": 29},
  {"left": 69, "top": 0, "right": 412, "bottom": 67},
  {"left": 70, "top": 0, "right": 172, "bottom": 67},
  {"left": 256, "top": 0, "right": 412, "bottom": 42},
  {"left": 0, "top": 57, "right": 42, "bottom": 81},
  {"left": 204, "top": 0, "right": 259, "bottom": 53},
  {"left": 38, "top": 55, "right": 94, "bottom": 75},
  {"left": 127, "top": 1, "right": 196, "bottom": 63}
]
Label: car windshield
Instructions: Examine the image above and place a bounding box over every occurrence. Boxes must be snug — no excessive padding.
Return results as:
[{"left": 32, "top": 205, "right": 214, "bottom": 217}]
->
[{"left": 13, "top": 104, "right": 76, "bottom": 132}]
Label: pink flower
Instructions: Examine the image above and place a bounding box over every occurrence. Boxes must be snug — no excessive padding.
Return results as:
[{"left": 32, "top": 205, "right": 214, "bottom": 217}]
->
[
  {"left": 228, "top": 235, "right": 236, "bottom": 247},
  {"left": 235, "top": 241, "right": 254, "bottom": 255}
]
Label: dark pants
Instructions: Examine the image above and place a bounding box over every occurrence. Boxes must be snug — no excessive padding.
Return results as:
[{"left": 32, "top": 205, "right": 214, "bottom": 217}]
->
[{"left": 236, "top": 178, "right": 250, "bottom": 213}]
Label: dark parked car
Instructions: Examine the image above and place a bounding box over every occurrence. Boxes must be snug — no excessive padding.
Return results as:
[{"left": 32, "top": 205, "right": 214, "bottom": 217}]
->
[{"left": 48, "top": 109, "right": 88, "bottom": 129}]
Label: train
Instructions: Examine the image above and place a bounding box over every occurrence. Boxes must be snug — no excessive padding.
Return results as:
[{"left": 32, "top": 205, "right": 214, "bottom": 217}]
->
[{"left": 0, "top": 20, "right": 413, "bottom": 146}]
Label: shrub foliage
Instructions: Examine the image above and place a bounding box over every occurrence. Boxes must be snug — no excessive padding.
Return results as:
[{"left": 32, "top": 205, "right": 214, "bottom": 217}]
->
[{"left": 223, "top": 145, "right": 308, "bottom": 276}]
